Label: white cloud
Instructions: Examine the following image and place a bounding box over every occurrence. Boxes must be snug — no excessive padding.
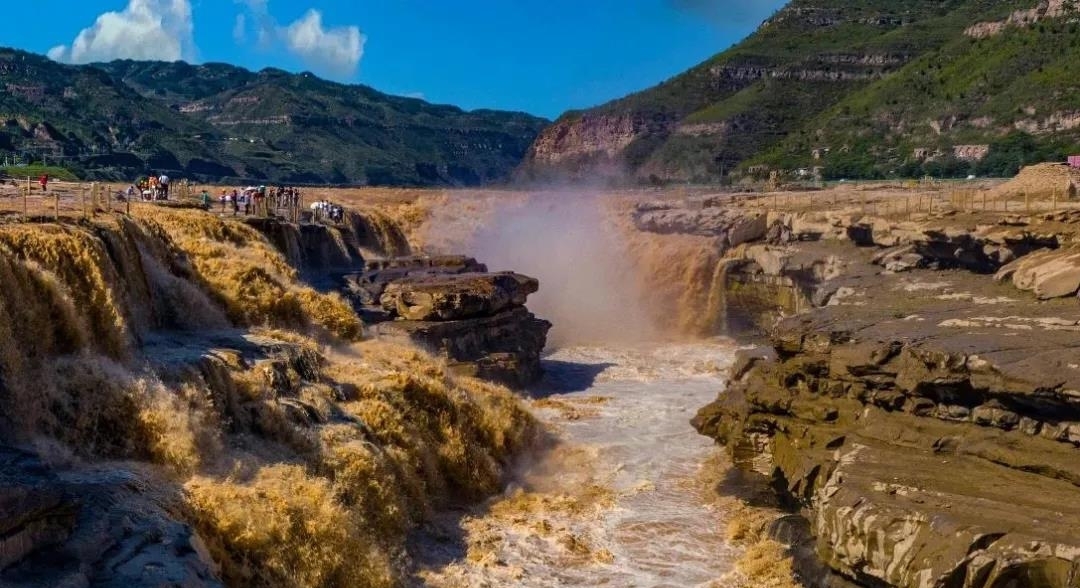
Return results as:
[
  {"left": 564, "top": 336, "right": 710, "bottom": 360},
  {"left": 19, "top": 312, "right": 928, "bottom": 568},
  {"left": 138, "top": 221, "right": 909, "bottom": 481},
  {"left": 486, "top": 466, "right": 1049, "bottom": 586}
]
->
[
  {"left": 49, "top": 0, "right": 196, "bottom": 64},
  {"left": 283, "top": 10, "right": 365, "bottom": 77},
  {"left": 233, "top": 13, "right": 247, "bottom": 44},
  {"left": 236, "top": 1, "right": 365, "bottom": 79}
]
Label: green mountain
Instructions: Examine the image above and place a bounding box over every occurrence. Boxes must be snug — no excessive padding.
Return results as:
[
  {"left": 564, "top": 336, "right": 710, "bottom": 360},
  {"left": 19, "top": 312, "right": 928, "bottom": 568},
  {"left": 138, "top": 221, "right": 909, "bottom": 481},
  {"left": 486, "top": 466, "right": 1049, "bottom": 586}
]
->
[
  {"left": 0, "top": 48, "right": 548, "bottom": 186},
  {"left": 521, "top": 0, "right": 1080, "bottom": 183}
]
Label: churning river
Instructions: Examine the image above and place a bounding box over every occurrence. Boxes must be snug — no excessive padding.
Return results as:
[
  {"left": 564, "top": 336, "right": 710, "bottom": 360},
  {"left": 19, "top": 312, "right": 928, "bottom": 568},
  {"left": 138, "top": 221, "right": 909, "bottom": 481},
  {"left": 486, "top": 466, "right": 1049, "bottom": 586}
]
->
[{"left": 412, "top": 341, "right": 742, "bottom": 587}]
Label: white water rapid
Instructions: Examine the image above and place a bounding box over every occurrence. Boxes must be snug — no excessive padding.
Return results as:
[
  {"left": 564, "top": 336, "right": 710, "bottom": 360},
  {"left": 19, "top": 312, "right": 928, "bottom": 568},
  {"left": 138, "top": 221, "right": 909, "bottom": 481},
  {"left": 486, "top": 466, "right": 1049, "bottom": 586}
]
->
[{"left": 413, "top": 341, "right": 742, "bottom": 587}]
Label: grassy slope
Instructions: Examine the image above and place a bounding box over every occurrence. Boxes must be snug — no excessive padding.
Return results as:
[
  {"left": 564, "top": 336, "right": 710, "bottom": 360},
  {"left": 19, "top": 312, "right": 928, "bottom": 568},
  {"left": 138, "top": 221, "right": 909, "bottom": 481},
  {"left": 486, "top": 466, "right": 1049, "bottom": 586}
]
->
[
  {"left": 0, "top": 164, "right": 78, "bottom": 180},
  {"left": 0, "top": 50, "right": 549, "bottom": 186},
  {"left": 98, "top": 60, "right": 550, "bottom": 186},
  {"left": 534, "top": 0, "right": 1062, "bottom": 182},
  {"left": 759, "top": 13, "right": 1080, "bottom": 177}
]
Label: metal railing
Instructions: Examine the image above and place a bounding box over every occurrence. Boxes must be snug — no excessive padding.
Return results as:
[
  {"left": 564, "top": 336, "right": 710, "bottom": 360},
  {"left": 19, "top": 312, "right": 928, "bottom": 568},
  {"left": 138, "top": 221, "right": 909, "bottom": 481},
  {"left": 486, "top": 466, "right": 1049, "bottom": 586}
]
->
[{"left": 0, "top": 178, "right": 311, "bottom": 223}]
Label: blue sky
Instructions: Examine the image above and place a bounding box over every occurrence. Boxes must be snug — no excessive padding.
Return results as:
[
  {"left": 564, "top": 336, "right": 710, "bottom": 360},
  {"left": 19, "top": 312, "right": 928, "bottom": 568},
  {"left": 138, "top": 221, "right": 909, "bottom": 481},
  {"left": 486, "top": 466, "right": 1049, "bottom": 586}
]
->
[{"left": 0, "top": 0, "right": 786, "bottom": 118}]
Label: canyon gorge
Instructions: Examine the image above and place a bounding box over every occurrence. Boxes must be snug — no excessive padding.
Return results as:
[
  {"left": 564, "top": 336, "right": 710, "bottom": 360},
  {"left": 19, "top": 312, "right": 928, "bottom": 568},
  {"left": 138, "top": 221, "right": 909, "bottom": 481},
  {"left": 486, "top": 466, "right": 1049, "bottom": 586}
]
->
[{"left": 1, "top": 176, "right": 1080, "bottom": 587}]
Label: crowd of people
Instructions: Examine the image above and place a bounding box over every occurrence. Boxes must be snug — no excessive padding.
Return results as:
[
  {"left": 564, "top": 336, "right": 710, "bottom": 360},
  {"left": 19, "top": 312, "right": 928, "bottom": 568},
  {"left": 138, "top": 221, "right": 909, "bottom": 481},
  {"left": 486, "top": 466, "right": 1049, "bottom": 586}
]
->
[
  {"left": 309, "top": 199, "right": 346, "bottom": 223},
  {"left": 206, "top": 185, "right": 310, "bottom": 218},
  {"left": 9, "top": 170, "right": 347, "bottom": 226},
  {"left": 134, "top": 174, "right": 171, "bottom": 200}
]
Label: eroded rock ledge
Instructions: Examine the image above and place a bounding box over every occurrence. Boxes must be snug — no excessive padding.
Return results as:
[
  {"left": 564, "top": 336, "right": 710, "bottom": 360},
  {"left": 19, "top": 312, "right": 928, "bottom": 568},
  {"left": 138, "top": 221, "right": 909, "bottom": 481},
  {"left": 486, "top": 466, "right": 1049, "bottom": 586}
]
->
[
  {"left": 341, "top": 256, "right": 551, "bottom": 388},
  {"left": 246, "top": 213, "right": 552, "bottom": 389},
  {"left": 648, "top": 194, "right": 1080, "bottom": 587}
]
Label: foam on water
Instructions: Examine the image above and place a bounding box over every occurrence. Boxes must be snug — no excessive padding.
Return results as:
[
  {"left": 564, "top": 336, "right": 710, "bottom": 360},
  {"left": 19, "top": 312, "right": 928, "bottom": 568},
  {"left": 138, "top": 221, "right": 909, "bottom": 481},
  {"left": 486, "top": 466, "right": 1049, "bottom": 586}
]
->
[{"left": 414, "top": 341, "right": 741, "bottom": 587}]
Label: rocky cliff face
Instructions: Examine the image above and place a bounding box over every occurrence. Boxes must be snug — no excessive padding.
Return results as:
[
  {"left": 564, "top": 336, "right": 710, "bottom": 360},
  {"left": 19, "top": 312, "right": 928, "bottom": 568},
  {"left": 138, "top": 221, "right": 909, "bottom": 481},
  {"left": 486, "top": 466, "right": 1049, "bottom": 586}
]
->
[
  {"left": 524, "top": 113, "right": 671, "bottom": 181},
  {"left": 519, "top": 1, "right": 959, "bottom": 183},
  {"left": 245, "top": 207, "right": 553, "bottom": 389},
  {"left": 522, "top": 0, "right": 1080, "bottom": 183},
  {"left": 0, "top": 206, "right": 540, "bottom": 586},
  {"left": 341, "top": 256, "right": 551, "bottom": 389},
  {"left": 625, "top": 190, "right": 1080, "bottom": 587}
]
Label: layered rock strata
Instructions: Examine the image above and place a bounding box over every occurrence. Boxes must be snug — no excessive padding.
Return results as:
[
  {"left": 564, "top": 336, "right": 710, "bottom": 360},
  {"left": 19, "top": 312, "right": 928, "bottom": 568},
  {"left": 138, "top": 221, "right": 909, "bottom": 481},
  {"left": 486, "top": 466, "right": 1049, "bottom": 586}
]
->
[
  {"left": 342, "top": 256, "right": 551, "bottom": 389},
  {"left": 247, "top": 213, "right": 553, "bottom": 389},
  {"left": 634, "top": 195, "right": 1080, "bottom": 587}
]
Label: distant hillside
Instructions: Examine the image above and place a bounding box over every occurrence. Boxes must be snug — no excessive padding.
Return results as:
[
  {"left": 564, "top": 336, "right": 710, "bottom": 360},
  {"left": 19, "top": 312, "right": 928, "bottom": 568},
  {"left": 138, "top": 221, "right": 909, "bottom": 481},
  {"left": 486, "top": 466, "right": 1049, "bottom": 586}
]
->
[
  {"left": 0, "top": 49, "right": 548, "bottom": 186},
  {"left": 521, "top": 0, "right": 1080, "bottom": 183}
]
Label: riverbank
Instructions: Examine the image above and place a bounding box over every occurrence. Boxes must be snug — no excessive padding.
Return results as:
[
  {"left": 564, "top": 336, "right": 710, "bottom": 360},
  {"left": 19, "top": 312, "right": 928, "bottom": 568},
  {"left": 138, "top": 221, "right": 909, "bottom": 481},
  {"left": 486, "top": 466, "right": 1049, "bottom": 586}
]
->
[
  {"left": 646, "top": 182, "right": 1080, "bottom": 587},
  {"left": 411, "top": 342, "right": 764, "bottom": 587},
  {"left": 280, "top": 180, "right": 1080, "bottom": 586},
  {"left": 0, "top": 204, "right": 547, "bottom": 587}
]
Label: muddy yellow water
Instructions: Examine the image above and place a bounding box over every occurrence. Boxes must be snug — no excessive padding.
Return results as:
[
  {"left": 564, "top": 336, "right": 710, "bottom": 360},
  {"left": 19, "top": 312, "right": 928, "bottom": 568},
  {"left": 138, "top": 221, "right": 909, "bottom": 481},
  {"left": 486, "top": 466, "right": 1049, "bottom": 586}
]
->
[{"left": 411, "top": 342, "right": 742, "bottom": 587}]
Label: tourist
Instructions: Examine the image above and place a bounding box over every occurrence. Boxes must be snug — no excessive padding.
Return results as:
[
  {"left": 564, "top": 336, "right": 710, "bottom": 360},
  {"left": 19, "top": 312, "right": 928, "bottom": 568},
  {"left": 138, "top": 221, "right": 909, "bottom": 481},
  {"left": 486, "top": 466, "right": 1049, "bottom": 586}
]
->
[
  {"left": 255, "top": 186, "right": 266, "bottom": 217},
  {"left": 200, "top": 189, "right": 211, "bottom": 210},
  {"left": 38, "top": 174, "right": 48, "bottom": 192},
  {"left": 159, "top": 174, "right": 170, "bottom": 200}
]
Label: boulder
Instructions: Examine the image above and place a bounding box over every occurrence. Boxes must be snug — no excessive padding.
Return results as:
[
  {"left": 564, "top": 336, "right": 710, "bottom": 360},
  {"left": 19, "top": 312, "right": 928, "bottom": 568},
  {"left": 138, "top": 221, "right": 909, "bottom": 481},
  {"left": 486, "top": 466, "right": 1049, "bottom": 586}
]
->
[
  {"left": 1033, "top": 254, "right": 1080, "bottom": 299},
  {"left": 746, "top": 244, "right": 792, "bottom": 276},
  {"left": 374, "top": 307, "right": 551, "bottom": 389},
  {"left": 1005, "top": 248, "right": 1080, "bottom": 298},
  {"left": 379, "top": 272, "right": 539, "bottom": 321},
  {"left": 0, "top": 448, "right": 220, "bottom": 587},
  {"left": 873, "top": 245, "right": 925, "bottom": 273},
  {"left": 632, "top": 205, "right": 767, "bottom": 247},
  {"left": 343, "top": 256, "right": 549, "bottom": 388},
  {"left": 727, "top": 213, "right": 768, "bottom": 248},
  {"left": 343, "top": 256, "right": 488, "bottom": 306}
]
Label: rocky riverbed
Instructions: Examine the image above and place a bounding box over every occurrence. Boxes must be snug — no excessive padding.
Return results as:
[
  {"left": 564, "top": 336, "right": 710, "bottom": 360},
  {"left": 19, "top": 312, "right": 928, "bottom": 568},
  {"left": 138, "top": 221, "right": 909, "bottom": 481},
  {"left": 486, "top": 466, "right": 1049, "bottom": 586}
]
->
[{"left": 639, "top": 188, "right": 1080, "bottom": 588}]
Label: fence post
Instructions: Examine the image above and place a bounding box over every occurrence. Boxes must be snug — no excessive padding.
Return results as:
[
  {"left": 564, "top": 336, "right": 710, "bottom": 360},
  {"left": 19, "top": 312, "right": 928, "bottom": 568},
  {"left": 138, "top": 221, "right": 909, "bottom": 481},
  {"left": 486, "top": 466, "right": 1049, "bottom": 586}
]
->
[
  {"left": 54, "top": 190, "right": 59, "bottom": 221},
  {"left": 21, "top": 187, "right": 27, "bottom": 217},
  {"left": 82, "top": 185, "right": 88, "bottom": 219}
]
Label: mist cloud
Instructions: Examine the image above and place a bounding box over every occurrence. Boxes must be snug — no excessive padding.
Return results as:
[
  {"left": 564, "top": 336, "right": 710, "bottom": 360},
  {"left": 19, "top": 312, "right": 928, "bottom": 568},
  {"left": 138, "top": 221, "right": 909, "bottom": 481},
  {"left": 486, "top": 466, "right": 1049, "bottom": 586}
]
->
[{"left": 466, "top": 194, "right": 660, "bottom": 347}]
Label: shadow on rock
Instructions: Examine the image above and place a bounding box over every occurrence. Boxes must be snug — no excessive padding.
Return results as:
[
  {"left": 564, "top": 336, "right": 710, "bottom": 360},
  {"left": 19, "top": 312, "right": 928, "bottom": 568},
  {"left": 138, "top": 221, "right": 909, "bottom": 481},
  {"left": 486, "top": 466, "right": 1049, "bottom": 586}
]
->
[{"left": 529, "top": 359, "right": 615, "bottom": 397}]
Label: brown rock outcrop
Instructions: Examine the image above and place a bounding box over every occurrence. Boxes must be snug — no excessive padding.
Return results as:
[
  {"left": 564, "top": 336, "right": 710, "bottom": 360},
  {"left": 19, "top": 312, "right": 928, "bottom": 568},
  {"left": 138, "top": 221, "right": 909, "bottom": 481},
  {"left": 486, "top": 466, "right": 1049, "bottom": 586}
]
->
[
  {"left": 694, "top": 310, "right": 1080, "bottom": 587},
  {"left": 997, "top": 245, "right": 1080, "bottom": 299},
  {"left": 380, "top": 273, "right": 538, "bottom": 321},
  {"left": 633, "top": 202, "right": 768, "bottom": 245},
  {"left": 631, "top": 194, "right": 1080, "bottom": 587},
  {"left": 342, "top": 257, "right": 550, "bottom": 388},
  {"left": 0, "top": 448, "right": 220, "bottom": 587}
]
